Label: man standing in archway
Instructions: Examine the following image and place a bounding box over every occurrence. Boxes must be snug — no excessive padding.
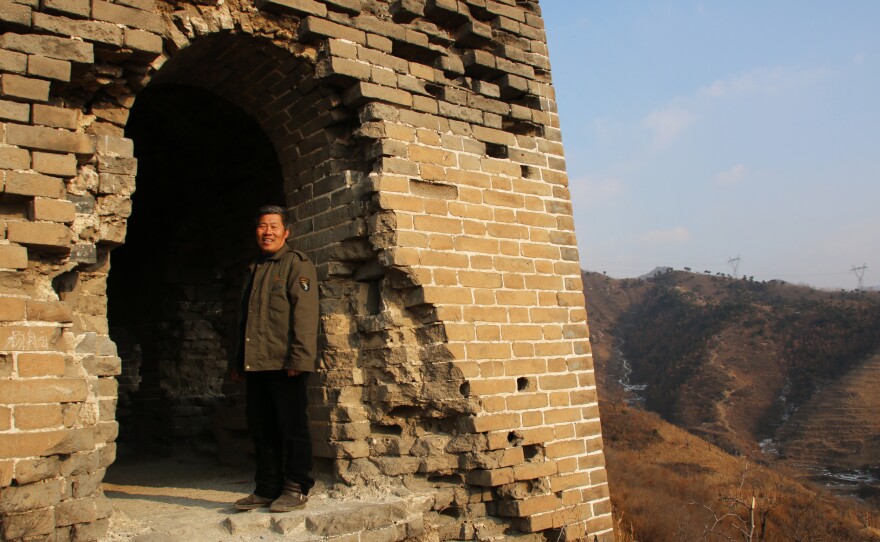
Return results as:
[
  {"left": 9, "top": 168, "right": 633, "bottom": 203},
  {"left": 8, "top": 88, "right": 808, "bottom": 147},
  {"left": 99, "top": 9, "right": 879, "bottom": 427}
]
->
[{"left": 229, "top": 205, "right": 319, "bottom": 512}]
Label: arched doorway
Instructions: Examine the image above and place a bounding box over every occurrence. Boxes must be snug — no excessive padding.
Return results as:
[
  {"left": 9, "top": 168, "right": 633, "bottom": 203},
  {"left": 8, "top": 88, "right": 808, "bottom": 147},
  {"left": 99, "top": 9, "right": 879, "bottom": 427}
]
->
[{"left": 107, "top": 84, "right": 285, "bottom": 457}]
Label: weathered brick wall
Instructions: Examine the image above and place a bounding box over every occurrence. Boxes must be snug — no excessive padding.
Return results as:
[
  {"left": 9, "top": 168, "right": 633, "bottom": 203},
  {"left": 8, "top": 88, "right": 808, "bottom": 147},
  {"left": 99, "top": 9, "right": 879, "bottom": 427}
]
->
[{"left": 0, "top": 0, "right": 613, "bottom": 540}]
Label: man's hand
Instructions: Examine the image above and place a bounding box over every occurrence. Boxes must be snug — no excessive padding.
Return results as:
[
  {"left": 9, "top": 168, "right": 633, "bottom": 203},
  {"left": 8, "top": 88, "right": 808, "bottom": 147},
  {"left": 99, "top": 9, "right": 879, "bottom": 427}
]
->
[
  {"left": 229, "top": 369, "right": 244, "bottom": 382},
  {"left": 287, "top": 369, "right": 301, "bottom": 377}
]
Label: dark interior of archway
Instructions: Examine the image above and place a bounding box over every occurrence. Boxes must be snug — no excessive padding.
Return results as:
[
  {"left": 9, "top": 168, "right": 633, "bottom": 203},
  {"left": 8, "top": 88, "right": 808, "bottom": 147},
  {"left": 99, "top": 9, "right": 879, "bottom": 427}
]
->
[{"left": 108, "top": 84, "right": 284, "bottom": 459}]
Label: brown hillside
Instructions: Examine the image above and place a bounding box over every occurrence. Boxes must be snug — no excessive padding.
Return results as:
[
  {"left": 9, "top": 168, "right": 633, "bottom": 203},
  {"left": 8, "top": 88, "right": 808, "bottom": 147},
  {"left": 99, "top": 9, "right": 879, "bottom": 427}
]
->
[
  {"left": 778, "top": 352, "right": 880, "bottom": 476},
  {"left": 583, "top": 270, "right": 880, "bottom": 499}
]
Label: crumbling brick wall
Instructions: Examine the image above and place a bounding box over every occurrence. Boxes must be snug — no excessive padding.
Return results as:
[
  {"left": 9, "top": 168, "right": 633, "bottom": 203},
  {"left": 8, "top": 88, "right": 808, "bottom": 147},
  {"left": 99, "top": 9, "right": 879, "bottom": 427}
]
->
[{"left": 0, "top": 0, "right": 613, "bottom": 540}]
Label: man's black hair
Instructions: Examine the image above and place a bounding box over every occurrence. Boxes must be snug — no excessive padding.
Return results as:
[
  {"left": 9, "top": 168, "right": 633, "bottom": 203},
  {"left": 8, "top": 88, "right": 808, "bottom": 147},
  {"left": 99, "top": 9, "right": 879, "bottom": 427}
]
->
[{"left": 256, "top": 205, "right": 290, "bottom": 230}]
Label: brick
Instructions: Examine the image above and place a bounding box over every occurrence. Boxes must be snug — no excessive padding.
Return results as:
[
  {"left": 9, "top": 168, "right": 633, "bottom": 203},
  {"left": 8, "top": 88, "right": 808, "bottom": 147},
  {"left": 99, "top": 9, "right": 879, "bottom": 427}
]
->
[
  {"left": 96, "top": 155, "right": 136, "bottom": 175},
  {"left": 0, "top": 297, "right": 26, "bottom": 321},
  {"left": 27, "top": 55, "right": 72, "bottom": 82},
  {"left": 0, "top": 0, "right": 32, "bottom": 27},
  {"left": 0, "top": 376, "right": 85, "bottom": 405},
  {"left": 123, "top": 28, "right": 162, "bottom": 55},
  {"left": 0, "top": 407, "right": 8, "bottom": 431},
  {"left": 5, "top": 123, "right": 93, "bottom": 153},
  {"left": 14, "top": 404, "right": 63, "bottom": 429},
  {"left": 344, "top": 82, "right": 412, "bottom": 108},
  {"left": 0, "top": 146, "right": 30, "bottom": 169},
  {"left": 6, "top": 220, "right": 72, "bottom": 250},
  {"left": 95, "top": 135, "right": 134, "bottom": 157},
  {"left": 0, "top": 74, "right": 50, "bottom": 102},
  {"left": 42, "top": 0, "right": 90, "bottom": 17},
  {"left": 0, "top": 49, "right": 27, "bottom": 74},
  {"left": 2, "top": 508, "right": 54, "bottom": 539},
  {"left": 298, "top": 16, "right": 366, "bottom": 44},
  {"left": 32, "top": 103, "right": 78, "bottom": 129},
  {"left": 17, "top": 352, "right": 65, "bottom": 376},
  {"left": 31, "top": 152, "right": 76, "bottom": 176},
  {"left": 0, "top": 244, "right": 27, "bottom": 268},
  {"left": 30, "top": 198, "right": 75, "bottom": 223},
  {"left": 0, "top": 479, "right": 63, "bottom": 514},
  {"left": 0, "top": 99, "right": 29, "bottom": 122},
  {"left": 97, "top": 173, "right": 135, "bottom": 195},
  {"left": 2, "top": 170, "right": 65, "bottom": 198},
  {"left": 56, "top": 497, "right": 97, "bottom": 526},
  {"left": 34, "top": 13, "right": 124, "bottom": 47},
  {"left": 256, "top": 0, "right": 327, "bottom": 16},
  {"left": 91, "top": 1, "right": 163, "bottom": 33},
  {"left": 0, "top": 33, "right": 94, "bottom": 63}
]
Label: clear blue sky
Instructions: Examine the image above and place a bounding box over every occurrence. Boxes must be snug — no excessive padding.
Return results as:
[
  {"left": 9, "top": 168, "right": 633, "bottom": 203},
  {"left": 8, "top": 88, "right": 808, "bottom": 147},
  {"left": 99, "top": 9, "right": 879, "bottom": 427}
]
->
[{"left": 541, "top": 1, "right": 880, "bottom": 289}]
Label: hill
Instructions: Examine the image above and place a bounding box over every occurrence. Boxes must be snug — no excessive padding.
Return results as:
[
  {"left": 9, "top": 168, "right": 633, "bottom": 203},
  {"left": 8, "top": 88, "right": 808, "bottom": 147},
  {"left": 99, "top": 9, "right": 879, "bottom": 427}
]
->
[{"left": 582, "top": 270, "right": 880, "bottom": 524}]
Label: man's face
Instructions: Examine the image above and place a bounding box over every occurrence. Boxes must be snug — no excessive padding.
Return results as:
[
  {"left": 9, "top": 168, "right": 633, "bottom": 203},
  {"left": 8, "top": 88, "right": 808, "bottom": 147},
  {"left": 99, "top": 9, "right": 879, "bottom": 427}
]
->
[{"left": 255, "top": 213, "right": 290, "bottom": 254}]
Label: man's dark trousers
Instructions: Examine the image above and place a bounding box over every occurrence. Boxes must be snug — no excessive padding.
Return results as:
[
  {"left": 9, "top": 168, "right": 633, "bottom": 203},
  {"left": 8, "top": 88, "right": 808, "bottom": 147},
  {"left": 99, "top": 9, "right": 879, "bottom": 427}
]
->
[{"left": 246, "top": 370, "right": 314, "bottom": 498}]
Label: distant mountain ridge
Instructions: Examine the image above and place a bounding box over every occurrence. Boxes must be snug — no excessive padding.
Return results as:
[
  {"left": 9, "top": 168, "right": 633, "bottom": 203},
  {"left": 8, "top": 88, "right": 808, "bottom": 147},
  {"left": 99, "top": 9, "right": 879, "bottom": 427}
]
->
[{"left": 583, "top": 269, "right": 880, "bottom": 491}]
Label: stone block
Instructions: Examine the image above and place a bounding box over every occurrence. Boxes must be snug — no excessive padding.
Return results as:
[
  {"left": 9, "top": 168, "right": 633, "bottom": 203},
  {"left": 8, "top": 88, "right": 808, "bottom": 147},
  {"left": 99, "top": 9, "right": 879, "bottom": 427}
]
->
[
  {"left": 0, "top": 49, "right": 28, "bottom": 74},
  {"left": 72, "top": 517, "right": 109, "bottom": 541},
  {"left": 344, "top": 82, "right": 413, "bottom": 108},
  {"left": 96, "top": 155, "right": 136, "bottom": 175},
  {"left": 31, "top": 151, "right": 77, "bottom": 176},
  {"left": 0, "top": 146, "right": 30, "bottom": 169},
  {"left": 42, "top": 0, "right": 90, "bottom": 17},
  {"left": 0, "top": 296, "right": 26, "bottom": 321},
  {"left": 2, "top": 509, "right": 54, "bottom": 539},
  {"left": 33, "top": 104, "right": 79, "bottom": 130},
  {"left": 256, "top": 0, "right": 327, "bottom": 16},
  {"left": 0, "top": 244, "right": 27, "bottom": 269},
  {"left": 94, "top": 135, "right": 133, "bottom": 157},
  {"left": 0, "top": 74, "right": 50, "bottom": 102},
  {"left": 0, "top": 0, "right": 32, "bottom": 27},
  {"left": 6, "top": 220, "right": 71, "bottom": 250},
  {"left": 91, "top": 1, "right": 164, "bottom": 33},
  {"left": 33, "top": 13, "right": 124, "bottom": 47},
  {"left": 55, "top": 497, "right": 97, "bottom": 526},
  {"left": 0, "top": 99, "right": 29, "bottom": 122},
  {"left": 28, "top": 55, "right": 72, "bottom": 82},
  {"left": 0, "top": 478, "right": 63, "bottom": 513},
  {"left": 29, "top": 198, "right": 75, "bottom": 223},
  {"left": 123, "top": 28, "right": 162, "bottom": 55},
  {"left": 5, "top": 123, "right": 93, "bottom": 154},
  {"left": 0, "top": 33, "right": 94, "bottom": 63},
  {"left": 14, "top": 456, "right": 60, "bottom": 485},
  {"left": 3, "top": 170, "right": 65, "bottom": 198},
  {"left": 297, "top": 16, "right": 366, "bottom": 44},
  {"left": 14, "top": 404, "right": 63, "bottom": 429}
]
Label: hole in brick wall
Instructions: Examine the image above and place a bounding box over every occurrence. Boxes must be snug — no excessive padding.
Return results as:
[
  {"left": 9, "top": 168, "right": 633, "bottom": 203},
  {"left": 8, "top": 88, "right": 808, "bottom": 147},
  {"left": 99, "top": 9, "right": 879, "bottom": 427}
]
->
[
  {"left": 520, "top": 165, "right": 536, "bottom": 179},
  {"left": 439, "top": 506, "right": 462, "bottom": 519},
  {"left": 365, "top": 280, "right": 382, "bottom": 315},
  {"left": 388, "top": 405, "right": 421, "bottom": 418},
  {"left": 516, "top": 377, "right": 530, "bottom": 391},
  {"left": 459, "top": 382, "right": 470, "bottom": 396},
  {"left": 371, "top": 423, "right": 403, "bottom": 436},
  {"left": 503, "top": 118, "right": 543, "bottom": 137},
  {"left": 108, "top": 84, "right": 285, "bottom": 458},
  {"left": 425, "top": 83, "right": 443, "bottom": 97},
  {"left": 507, "top": 431, "right": 523, "bottom": 446},
  {"left": 52, "top": 270, "right": 79, "bottom": 297},
  {"left": 523, "top": 444, "right": 542, "bottom": 461},
  {"left": 485, "top": 143, "right": 508, "bottom": 159},
  {"left": 428, "top": 474, "right": 463, "bottom": 485}
]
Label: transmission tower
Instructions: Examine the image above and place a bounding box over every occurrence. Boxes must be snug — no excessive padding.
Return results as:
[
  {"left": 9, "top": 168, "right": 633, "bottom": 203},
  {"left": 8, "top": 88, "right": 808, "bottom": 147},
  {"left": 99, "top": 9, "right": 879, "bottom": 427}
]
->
[
  {"left": 851, "top": 264, "right": 867, "bottom": 291},
  {"left": 728, "top": 255, "right": 741, "bottom": 279}
]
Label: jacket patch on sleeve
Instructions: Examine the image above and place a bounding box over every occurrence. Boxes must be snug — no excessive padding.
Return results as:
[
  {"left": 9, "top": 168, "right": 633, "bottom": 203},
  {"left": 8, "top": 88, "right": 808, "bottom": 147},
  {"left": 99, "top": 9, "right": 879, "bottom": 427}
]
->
[{"left": 299, "top": 277, "right": 310, "bottom": 291}]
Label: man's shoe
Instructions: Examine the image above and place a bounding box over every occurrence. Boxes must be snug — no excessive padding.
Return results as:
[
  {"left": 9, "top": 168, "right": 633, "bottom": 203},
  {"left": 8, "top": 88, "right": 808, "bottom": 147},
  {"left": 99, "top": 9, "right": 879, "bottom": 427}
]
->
[
  {"left": 269, "top": 482, "right": 308, "bottom": 513},
  {"left": 234, "top": 493, "right": 273, "bottom": 511}
]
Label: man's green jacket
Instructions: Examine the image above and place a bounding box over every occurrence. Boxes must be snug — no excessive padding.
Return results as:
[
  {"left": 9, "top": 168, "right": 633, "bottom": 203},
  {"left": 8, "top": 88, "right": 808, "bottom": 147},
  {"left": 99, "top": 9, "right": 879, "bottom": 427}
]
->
[{"left": 230, "top": 244, "right": 319, "bottom": 374}]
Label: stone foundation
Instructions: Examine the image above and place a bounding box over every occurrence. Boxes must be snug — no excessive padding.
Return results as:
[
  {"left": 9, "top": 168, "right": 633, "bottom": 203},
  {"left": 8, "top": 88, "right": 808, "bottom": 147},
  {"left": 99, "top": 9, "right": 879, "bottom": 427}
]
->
[{"left": 0, "top": 0, "right": 613, "bottom": 540}]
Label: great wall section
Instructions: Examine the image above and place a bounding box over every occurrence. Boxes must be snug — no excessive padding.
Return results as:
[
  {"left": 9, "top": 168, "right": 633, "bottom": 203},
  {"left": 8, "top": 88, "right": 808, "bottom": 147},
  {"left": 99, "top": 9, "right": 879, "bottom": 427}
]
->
[{"left": 0, "top": 0, "right": 613, "bottom": 540}]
